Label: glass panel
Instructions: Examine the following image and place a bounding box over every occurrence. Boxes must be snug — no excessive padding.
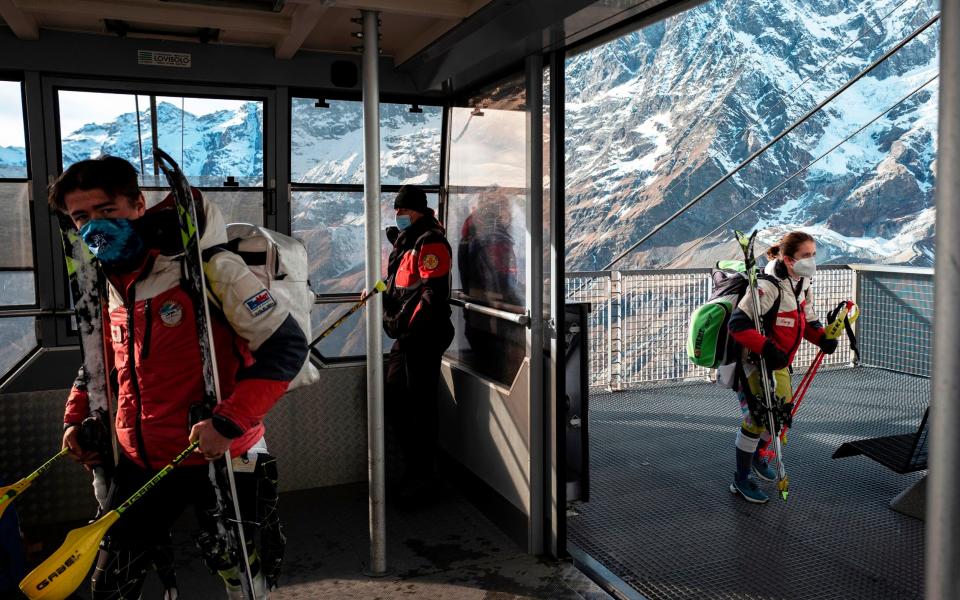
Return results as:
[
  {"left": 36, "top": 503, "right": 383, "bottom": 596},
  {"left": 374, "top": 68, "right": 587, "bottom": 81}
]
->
[
  {"left": 143, "top": 189, "right": 263, "bottom": 226},
  {"left": 310, "top": 302, "right": 392, "bottom": 360},
  {"left": 0, "top": 80, "right": 27, "bottom": 178},
  {"left": 0, "top": 317, "right": 36, "bottom": 377},
  {"left": 0, "top": 183, "right": 35, "bottom": 305},
  {"left": 447, "top": 72, "right": 528, "bottom": 310},
  {"left": 154, "top": 96, "right": 264, "bottom": 187},
  {"left": 292, "top": 190, "right": 439, "bottom": 294},
  {"left": 447, "top": 188, "right": 526, "bottom": 310},
  {"left": 446, "top": 305, "right": 525, "bottom": 386},
  {"left": 290, "top": 98, "right": 442, "bottom": 185},
  {"left": 59, "top": 91, "right": 154, "bottom": 179},
  {"left": 59, "top": 91, "right": 264, "bottom": 188},
  {"left": 380, "top": 103, "right": 442, "bottom": 185}
]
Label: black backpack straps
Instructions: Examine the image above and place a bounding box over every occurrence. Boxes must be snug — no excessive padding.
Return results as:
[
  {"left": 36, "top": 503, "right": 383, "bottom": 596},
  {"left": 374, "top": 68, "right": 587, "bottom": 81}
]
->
[{"left": 201, "top": 243, "right": 230, "bottom": 262}]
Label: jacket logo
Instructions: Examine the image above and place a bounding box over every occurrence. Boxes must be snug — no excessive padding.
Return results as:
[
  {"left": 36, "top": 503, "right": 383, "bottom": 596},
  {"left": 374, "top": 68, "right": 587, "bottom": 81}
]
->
[
  {"left": 422, "top": 254, "right": 440, "bottom": 270},
  {"left": 159, "top": 300, "right": 184, "bottom": 327},
  {"left": 776, "top": 316, "right": 795, "bottom": 328},
  {"left": 111, "top": 324, "right": 124, "bottom": 343},
  {"left": 244, "top": 289, "right": 277, "bottom": 317}
]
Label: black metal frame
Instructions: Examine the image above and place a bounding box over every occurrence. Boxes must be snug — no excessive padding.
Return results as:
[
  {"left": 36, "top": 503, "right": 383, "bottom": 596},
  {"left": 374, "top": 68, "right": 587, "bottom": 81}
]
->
[{"left": 0, "top": 75, "right": 43, "bottom": 386}]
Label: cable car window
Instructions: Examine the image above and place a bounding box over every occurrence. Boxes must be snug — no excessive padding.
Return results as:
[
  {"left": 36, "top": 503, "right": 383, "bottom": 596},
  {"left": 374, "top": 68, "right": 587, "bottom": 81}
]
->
[{"left": 0, "top": 80, "right": 36, "bottom": 376}]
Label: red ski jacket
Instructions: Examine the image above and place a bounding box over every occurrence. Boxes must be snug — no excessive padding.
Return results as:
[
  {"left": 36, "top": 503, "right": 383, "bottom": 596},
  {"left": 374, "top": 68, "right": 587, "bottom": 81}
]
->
[
  {"left": 64, "top": 193, "right": 307, "bottom": 469},
  {"left": 383, "top": 214, "right": 454, "bottom": 349},
  {"left": 729, "top": 259, "right": 825, "bottom": 366}
]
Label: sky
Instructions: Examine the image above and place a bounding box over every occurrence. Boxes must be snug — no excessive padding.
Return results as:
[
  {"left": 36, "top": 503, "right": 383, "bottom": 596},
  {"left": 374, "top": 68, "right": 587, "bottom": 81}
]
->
[
  {"left": 0, "top": 81, "right": 25, "bottom": 147},
  {"left": 0, "top": 85, "right": 250, "bottom": 147}
]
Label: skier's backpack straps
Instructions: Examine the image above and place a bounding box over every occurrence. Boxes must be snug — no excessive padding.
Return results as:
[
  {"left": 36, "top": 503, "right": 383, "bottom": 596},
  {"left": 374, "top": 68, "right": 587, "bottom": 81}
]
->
[
  {"left": 214, "top": 223, "right": 319, "bottom": 390},
  {"left": 687, "top": 263, "right": 781, "bottom": 371}
]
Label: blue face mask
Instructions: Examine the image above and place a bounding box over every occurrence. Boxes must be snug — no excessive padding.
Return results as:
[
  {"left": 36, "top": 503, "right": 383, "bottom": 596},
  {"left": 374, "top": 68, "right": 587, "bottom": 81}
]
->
[
  {"left": 79, "top": 218, "right": 146, "bottom": 267},
  {"left": 396, "top": 215, "right": 412, "bottom": 230}
]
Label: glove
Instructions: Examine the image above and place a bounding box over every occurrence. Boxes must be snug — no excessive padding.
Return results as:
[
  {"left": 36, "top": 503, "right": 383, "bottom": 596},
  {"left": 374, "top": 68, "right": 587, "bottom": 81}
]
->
[
  {"left": 761, "top": 339, "right": 790, "bottom": 371},
  {"left": 818, "top": 336, "right": 839, "bottom": 355},
  {"left": 386, "top": 226, "right": 400, "bottom": 245}
]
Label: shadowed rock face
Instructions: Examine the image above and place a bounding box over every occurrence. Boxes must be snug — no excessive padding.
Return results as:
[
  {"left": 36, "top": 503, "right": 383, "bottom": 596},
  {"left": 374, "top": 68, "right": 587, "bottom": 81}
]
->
[{"left": 565, "top": 0, "right": 940, "bottom": 270}]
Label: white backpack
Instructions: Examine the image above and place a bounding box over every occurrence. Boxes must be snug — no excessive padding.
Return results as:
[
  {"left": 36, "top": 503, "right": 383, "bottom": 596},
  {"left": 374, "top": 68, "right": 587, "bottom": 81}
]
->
[{"left": 225, "top": 223, "right": 320, "bottom": 390}]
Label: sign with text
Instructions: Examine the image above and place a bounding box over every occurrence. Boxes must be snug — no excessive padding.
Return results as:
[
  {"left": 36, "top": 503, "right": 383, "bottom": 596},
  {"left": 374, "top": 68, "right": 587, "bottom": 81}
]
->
[{"left": 137, "top": 50, "right": 192, "bottom": 68}]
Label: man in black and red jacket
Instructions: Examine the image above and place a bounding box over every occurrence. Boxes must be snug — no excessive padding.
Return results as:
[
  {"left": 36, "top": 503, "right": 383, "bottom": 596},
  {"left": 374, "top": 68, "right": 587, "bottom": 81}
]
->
[{"left": 382, "top": 184, "right": 454, "bottom": 502}]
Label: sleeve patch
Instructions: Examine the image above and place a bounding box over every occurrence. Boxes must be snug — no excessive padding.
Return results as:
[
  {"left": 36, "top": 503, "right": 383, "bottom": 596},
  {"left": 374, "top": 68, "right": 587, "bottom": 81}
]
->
[
  {"left": 244, "top": 289, "right": 277, "bottom": 317},
  {"left": 423, "top": 254, "right": 440, "bottom": 270}
]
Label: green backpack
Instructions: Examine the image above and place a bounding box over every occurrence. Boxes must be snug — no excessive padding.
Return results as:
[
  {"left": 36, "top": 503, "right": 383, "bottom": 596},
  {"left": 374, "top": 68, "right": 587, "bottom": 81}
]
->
[{"left": 687, "top": 260, "right": 781, "bottom": 369}]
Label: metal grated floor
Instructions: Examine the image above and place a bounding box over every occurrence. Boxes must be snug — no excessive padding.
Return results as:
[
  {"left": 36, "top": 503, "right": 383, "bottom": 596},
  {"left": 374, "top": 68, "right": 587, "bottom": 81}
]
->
[{"left": 568, "top": 367, "right": 928, "bottom": 600}]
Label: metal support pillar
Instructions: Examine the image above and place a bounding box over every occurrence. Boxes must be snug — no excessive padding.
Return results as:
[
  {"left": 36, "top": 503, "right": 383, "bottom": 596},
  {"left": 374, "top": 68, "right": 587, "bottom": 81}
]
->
[
  {"left": 546, "top": 49, "right": 567, "bottom": 558},
  {"left": 360, "top": 8, "right": 387, "bottom": 577},
  {"left": 929, "top": 2, "right": 959, "bottom": 598},
  {"left": 609, "top": 270, "right": 623, "bottom": 391},
  {"left": 525, "top": 53, "right": 545, "bottom": 556}
]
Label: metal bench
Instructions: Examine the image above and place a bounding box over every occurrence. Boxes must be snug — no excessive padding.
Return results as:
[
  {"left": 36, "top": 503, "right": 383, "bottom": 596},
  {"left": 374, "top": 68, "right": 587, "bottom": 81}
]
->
[
  {"left": 832, "top": 407, "right": 928, "bottom": 473},
  {"left": 832, "top": 408, "right": 929, "bottom": 518}
]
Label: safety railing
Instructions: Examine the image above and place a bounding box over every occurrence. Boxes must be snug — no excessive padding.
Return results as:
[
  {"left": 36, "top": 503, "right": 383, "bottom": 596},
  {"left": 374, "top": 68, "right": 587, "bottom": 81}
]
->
[
  {"left": 851, "top": 265, "right": 933, "bottom": 377},
  {"left": 566, "top": 265, "right": 859, "bottom": 390}
]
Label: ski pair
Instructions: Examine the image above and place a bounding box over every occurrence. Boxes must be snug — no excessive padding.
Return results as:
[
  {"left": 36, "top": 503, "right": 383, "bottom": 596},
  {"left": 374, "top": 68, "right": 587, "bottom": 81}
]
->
[
  {"left": 735, "top": 230, "right": 790, "bottom": 501},
  {"left": 757, "top": 299, "right": 860, "bottom": 459}
]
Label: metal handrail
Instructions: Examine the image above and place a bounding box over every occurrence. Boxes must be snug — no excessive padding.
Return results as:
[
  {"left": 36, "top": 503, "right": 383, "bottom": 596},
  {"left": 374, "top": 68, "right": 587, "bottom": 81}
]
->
[
  {"left": 848, "top": 264, "right": 934, "bottom": 275},
  {"left": 449, "top": 297, "right": 530, "bottom": 325}
]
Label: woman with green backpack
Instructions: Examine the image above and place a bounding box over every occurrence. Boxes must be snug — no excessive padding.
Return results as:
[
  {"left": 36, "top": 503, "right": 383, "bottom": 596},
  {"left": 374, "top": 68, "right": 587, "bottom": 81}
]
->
[{"left": 727, "top": 231, "right": 838, "bottom": 504}]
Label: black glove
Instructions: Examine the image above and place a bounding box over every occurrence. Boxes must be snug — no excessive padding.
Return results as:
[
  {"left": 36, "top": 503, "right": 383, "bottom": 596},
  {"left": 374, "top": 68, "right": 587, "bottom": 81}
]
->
[
  {"left": 761, "top": 339, "right": 790, "bottom": 371},
  {"left": 818, "top": 336, "right": 839, "bottom": 355},
  {"left": 386, "top": 226, "right": 400, "bottom": 245}
]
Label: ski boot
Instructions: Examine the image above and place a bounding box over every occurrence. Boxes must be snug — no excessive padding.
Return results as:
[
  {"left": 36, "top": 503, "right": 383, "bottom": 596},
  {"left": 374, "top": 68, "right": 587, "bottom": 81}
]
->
[
  {"left": 730, "top": 473, "right": 769, "bottom": 504},
  {"left": 751, "top": 452, "right": 776, "bottom": 482}
]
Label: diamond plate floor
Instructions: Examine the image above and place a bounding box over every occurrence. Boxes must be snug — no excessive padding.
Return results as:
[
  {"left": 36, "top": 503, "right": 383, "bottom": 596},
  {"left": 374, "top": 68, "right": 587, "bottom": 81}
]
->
[{"left": 568, "top": 367, "right": 928, "bottom": 600}]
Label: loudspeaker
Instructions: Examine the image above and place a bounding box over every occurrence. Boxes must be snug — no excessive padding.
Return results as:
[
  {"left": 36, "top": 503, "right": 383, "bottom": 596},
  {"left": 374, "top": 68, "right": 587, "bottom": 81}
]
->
[{"left": 331, "top": 60, "right": 358, "bottom": 88}]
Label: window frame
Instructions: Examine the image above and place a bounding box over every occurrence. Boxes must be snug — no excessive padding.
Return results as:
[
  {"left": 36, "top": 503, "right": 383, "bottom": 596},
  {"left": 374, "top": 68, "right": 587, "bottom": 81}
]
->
[
  {"left": 41, "top": 77, "right": 277, "bottom": 351},
  {"left": 0, "top": 75, "right": 40, "bottom": 383},
  {"left": 288, "top": 93, "right": 447, "bottom": 363}
]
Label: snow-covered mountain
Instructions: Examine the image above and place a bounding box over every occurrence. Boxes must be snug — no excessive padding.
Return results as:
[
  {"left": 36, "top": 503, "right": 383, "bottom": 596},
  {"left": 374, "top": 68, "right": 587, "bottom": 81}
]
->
[
  {"left": 565, "top": 0, "right": 940, "bottom": 269},
  {"left": 0, "top": 0, "right": 940, "bottom": 275},
  {"left": 57, "top": 100, "right": 265, "bottom": 186}
]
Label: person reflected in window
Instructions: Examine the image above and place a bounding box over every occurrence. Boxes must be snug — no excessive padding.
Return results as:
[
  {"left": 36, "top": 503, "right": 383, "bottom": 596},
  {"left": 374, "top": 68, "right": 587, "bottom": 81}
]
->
[
  {"left": 457, "top": 187, "right": 524, "bottom": 374},
  {"left": 378, "top": 184, "right": 454, "bottom": 504}
]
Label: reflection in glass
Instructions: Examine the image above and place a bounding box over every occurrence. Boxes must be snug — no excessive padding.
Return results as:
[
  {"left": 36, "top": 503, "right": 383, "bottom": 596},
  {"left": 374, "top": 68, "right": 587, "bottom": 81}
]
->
[
  {"left": 292, "top": 190, "right": 438, "bottom": 294},
  {"left": 445, "top": 72, "right": 528, "bottom": 378},
  {"left": 446, "top": 305, "right": 525, "bottom": 387},
  {"left": 290, "top": 98, "right": 441, "bottom": 185},
  {"left": 0, "top": 182, "right": 34, "bottom": 274},
  {"left": 59, "top": 91, "right": 264, "bottom": 187},
  {"left": 0, "top": 317, "right": 36, "bottom": 378},
  {"left": 448, "top": 105, "right": 526, "bottom": 188},
  {"left": 0, "top": 80, "right": 27, "bottom": 178},
  {"left": 450, "top": 188, "right": 525, "bottom": 308}
]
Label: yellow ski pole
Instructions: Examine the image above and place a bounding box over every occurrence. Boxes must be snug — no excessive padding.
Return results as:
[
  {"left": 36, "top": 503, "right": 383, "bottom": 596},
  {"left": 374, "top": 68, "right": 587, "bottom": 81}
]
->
[
  {"left": 20, "top": 441, "right": 199, "bottom": 600},
  {"left": 0, "top": 449, "right": 69, "bottom": 520},
  {"left": 309, "top": 279, "right": 387, "bottom": 350}
]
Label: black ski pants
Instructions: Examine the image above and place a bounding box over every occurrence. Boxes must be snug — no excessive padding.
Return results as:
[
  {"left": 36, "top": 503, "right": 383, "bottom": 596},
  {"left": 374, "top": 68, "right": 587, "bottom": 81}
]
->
[
  {"left": 385, "top": 337, "right": 447, "bottom": 480},
  {"left": 90, "top": 452, "right": 282, "bottom": 599}
]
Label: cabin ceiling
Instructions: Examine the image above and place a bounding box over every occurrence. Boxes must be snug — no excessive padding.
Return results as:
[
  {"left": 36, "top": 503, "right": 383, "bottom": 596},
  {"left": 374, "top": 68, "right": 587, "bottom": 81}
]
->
[{"left": 0, "top": 0, "right": 492, "bottom": 64}]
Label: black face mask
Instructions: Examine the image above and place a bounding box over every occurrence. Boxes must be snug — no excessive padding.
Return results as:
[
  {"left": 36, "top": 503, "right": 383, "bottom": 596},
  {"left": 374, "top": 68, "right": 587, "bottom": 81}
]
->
[{"left": 132, "top": 208, "right": 183, "bottom": 255}]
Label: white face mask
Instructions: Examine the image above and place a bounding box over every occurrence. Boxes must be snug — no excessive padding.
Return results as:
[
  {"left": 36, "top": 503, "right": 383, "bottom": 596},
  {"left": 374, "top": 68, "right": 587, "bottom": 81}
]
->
[{"left": 791, "top": 257, "right": 816, "bottom": 278}]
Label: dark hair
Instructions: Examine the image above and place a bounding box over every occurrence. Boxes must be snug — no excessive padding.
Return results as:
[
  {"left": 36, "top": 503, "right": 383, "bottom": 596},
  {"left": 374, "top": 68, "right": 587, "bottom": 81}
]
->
[
  {"left": 48, "top": 156, "right": 141, "bottom": 213},
  {"left": 766, "top": 231, "right": 815, "bottom": 261}
]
